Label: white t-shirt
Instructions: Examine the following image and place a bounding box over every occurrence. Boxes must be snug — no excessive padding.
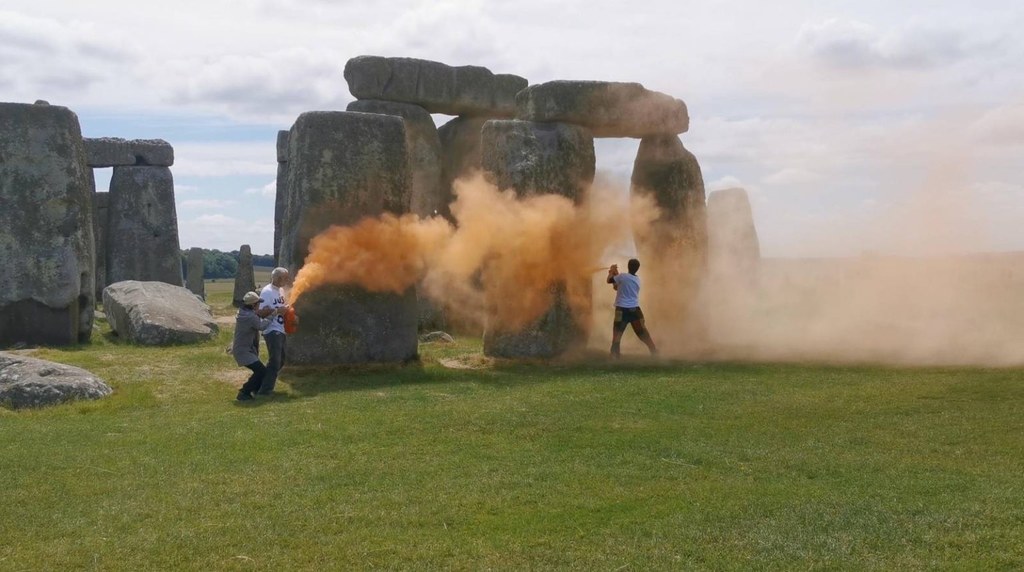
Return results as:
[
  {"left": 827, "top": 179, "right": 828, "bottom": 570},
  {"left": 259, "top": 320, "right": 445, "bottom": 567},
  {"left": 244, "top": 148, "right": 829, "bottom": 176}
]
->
[
  {"left": 259, "top": 284, "right": 287, "bottom": 334},
  {"left": 613, "top": 273, "right": 641, "bottom": 308}
]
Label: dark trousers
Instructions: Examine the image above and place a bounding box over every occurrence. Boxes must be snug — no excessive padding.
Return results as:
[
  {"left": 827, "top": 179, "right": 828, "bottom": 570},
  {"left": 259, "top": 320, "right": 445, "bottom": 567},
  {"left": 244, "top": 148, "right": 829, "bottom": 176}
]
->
[
  {"left": 241, "top": 360, "right": 266, "bottom": 395},
  {"left": 261, "top": 331, "right": 286, "bottom": 394}
]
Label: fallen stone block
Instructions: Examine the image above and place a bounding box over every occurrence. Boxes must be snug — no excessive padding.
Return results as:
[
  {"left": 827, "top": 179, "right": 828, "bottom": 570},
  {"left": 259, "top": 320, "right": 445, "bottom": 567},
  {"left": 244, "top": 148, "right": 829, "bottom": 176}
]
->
[
  {"left": 0, "top": 352, "right": 112, "bottom": 409},
  {"left": 103, "top": 280, "right": 218, "bottom": 345}
]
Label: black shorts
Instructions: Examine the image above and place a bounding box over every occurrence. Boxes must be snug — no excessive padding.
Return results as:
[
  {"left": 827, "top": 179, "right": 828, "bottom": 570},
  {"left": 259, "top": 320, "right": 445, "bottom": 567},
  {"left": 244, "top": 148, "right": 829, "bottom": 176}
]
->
[{"left": 613, "top": 307, "right": 644, "bottom": 331}]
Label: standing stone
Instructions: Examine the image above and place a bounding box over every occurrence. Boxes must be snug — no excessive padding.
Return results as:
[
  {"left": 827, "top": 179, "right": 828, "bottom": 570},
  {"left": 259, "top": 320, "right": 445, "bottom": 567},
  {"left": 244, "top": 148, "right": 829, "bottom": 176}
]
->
[
  {"left": 479, "top": 120, "right": 595, "bottom": 358},
  {"left": 707, "top": 187, "right": 760, "bottom": 283},
  {"left": 630, "top": 135, "right": 708, "bottom": 351},
  {"left": 106, "top": 166, "right": 183, "bottom": 287},
  {"left": 344, "top": 55, "right": 527, "bottom": 117},
  {"left": 0, "top": 102, "right": 95, "bottom": 346},
  {"left": 274, "top": 130, "right": 289, "bottom": 265},
  {"left": 93, "top": 191, "right": 109, "bottom": 303},
  {"left": 186, "top": 247, "right": 205, "bottom": 299},
  {"left": 280, "top": 111, "right": 416, "bottom": 365},
  {"left": 516, "top": 81, "right": 689, "bottom": 138},
  {"left": 437, "top": 116, "right": 488, "bottom": 220},
  {"left": 232, "top": 244, "right": 256, "bottom": 307},
  {"left": 347, "top": 101, "right": 447, "bottom": 332},
  {"left": 347, "top": 100, "right": 443, "bottom": 219}
]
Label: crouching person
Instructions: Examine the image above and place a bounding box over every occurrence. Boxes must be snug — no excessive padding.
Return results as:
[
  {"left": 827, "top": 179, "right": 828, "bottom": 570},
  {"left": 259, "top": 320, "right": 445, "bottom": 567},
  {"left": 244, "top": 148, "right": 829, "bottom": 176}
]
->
[{"left": 232, "top": 291, "right": 275, "bottom": 401}]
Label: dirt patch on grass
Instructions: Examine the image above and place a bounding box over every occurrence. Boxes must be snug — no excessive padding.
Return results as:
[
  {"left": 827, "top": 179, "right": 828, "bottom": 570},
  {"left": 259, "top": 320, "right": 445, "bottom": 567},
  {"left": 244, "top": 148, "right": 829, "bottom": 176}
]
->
[{"left": 438, "top": 355, "right": 494, "bottom": 370}]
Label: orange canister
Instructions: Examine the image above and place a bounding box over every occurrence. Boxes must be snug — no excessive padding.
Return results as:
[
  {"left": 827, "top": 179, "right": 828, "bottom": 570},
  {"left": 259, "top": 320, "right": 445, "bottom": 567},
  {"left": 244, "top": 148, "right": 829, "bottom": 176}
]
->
[{"left": 284, "top": 306, "right": 299, "bottom": 334}]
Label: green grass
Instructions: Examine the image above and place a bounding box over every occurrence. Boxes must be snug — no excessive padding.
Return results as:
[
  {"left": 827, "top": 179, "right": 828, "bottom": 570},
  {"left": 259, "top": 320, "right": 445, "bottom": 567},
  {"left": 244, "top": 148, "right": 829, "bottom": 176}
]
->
[{"left": 1, "top": 320, "right": 1023, "bottom": 570}]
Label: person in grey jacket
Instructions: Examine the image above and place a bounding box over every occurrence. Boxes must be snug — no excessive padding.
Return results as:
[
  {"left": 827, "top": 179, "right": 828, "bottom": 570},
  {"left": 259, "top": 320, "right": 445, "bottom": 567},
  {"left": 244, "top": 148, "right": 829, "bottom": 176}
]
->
[{"left": 232, "top": 291, "right": 276, "bottom": 401}]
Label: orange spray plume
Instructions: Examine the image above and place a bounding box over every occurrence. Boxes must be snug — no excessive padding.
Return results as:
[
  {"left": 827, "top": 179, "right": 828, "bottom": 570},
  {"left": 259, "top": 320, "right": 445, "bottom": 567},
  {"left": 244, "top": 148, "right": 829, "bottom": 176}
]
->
[{"left": 287, "top": 173, "right": 659, "bottom": 333}]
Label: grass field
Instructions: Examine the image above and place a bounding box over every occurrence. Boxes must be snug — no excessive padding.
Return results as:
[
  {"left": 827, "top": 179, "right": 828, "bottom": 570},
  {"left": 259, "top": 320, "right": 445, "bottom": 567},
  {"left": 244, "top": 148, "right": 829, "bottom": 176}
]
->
[{"left": 1, "top": 284, "right": 1022, "bottom": 569}]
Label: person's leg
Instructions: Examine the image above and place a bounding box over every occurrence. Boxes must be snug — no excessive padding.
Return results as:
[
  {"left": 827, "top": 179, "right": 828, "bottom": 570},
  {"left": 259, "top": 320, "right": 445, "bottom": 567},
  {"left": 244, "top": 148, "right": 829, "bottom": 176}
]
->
[
  {"left": 610, "top": 309, "right": 627, "bottom": 357},
  {"left": 630, "top": 319, "right": 658, "bottom": 355},
  {"left": 260, "top": 332, "right": 284, "bottom": 394},
  {"left": 241, "top": 360, "right": 267, "bottom": 396}
]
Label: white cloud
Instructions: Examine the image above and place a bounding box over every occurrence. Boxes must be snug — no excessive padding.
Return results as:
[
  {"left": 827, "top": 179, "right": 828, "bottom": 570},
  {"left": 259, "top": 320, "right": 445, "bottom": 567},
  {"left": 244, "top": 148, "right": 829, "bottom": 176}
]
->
[
  {"left": 969, "top": 103, "right": 1024, "bottom": 146},
  {"left": 179, "top": 199, "right": 236, "bottom": 209},
  {"left": 179, "top": 213, "right": 274, "bottom": 253},
  {"left": 796, "top": 18, "right": 992, "bottom": 70},
  {"left": 762, "top": 167, "right": 821, "bottom": 187},
  {"left": 172, "top": 141, "right": 277, "bottom": 177},
  {"left": 244, "top": 180, "right": 277, "bottom": 198}
]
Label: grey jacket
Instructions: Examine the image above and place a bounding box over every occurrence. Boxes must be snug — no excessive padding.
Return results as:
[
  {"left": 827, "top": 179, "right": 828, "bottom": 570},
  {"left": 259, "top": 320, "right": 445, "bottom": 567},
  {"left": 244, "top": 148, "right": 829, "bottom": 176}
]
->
[{"left": 232, "top": 306, "right": 271, "bottom": 366}]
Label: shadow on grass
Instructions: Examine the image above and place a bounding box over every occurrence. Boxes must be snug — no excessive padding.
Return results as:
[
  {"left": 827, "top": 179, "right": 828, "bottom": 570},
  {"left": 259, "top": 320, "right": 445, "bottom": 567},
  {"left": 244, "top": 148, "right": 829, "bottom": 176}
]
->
[{"left": 274, "top": 348, "right": 722, "bottom": 399}]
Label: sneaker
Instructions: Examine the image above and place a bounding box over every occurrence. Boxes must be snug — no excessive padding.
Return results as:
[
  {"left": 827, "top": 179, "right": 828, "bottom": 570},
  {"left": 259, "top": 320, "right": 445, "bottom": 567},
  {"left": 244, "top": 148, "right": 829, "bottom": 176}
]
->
[{"left": 236, "top": 390, "right": 254, "bottom": 402}]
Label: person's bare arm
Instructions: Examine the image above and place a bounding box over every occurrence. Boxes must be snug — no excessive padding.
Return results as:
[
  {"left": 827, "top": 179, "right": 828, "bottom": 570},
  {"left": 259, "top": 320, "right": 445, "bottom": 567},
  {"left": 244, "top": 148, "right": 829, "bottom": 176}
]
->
[{"left": 607, "top": 264, "right": 619, "bottom": 285}]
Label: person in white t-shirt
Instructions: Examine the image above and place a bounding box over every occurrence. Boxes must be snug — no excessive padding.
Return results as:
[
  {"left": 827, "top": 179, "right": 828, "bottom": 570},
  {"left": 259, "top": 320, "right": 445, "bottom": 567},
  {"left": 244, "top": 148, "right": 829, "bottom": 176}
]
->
[
  {"left": 256, "top": 267, "right": 291, "bottom": 395},
  {"left": 607, "top": 258, "right": 658, "bottom": 358}
]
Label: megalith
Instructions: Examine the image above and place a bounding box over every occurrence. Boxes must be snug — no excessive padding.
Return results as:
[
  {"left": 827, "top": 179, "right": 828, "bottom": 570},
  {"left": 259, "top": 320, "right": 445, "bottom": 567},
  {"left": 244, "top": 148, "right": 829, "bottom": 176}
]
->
[
  {"left": 437, "top": 116, "right": 488, "bottom": 220},
  {"left": 707, "top": 187, "right": 760, "bottom": 284},
  {"left": 0, "top": 101, "right": 95, "bottom": 346},
  {"left": 0, "top": 352, "right": 112, "bottom": 409},
  {"left": 630, "top": 134, "right": 708, "bottom": 350},
  {"left": 516, "top": 81, "right": 689, "bottom": 138},
  {"left": 232, "top": 244, "right": 256, "bottom": 307},
  {"left": 347, "top": 100, "right": 443, "bottom": 218},
  {"left": 93, "top": 191, "right": 109, "bottom": 303},
  {"left": 106, "top": 166, "right": 183, "bottom": 286},
  {"left": 347, "top": 100, "right": 447, "bottom": 332},
  {"left": 186, "top": 247, "right": 205, "bottom": 299},
  {"left": 274, "top": 130, "right": 289, "bottom": 265},
  {"left": 103, "top": 281, "right": 218, "bottom": 345},
  {"left": 279, "top": 111, "right": 416, "bottom": 365},
  {"left": 344, "top": 55, "right": 527, "bottom": 117},
  {"left": 84, "top": 137, "right": 174, "bottom": 167},
  {"left": 479, "top": 120, "right": 595, "bottom": 358}
]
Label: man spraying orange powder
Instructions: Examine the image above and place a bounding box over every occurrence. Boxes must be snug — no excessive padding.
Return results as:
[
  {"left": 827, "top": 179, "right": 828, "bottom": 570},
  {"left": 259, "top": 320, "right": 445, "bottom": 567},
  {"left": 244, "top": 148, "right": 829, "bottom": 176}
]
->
[{"left": 607, "top": 258, "right": 658, "bottom": 358}]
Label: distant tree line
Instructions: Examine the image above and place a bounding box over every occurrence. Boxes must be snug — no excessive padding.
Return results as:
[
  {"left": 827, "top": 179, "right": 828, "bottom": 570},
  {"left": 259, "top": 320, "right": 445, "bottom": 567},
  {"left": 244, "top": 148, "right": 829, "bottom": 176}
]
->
[{"left": 179, "top": 249, "right": 275, "bottom": 279}]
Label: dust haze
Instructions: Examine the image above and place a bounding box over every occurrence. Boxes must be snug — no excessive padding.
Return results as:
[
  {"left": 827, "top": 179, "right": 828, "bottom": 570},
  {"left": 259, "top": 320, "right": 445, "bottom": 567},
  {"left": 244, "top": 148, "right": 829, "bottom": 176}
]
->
[{"left": 291, "top": 163, "right": 1024, "bottom": 367}]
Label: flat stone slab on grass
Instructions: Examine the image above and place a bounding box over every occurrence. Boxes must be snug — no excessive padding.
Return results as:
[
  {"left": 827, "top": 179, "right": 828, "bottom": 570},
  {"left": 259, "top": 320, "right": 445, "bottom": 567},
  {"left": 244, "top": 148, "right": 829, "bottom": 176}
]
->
[
  {"left": 0, "top": 352, "right": 112, "bottom": 409},
  {"left": 103, "top": 280, "right": 218, "bottom": 345},
  {"left": 515, "top": 80, "right": 689, "bottom": 138},
  {"left": 344, "top": 55, "right": 527, "bottom": 117},
  {"left": 83, "top": 137, "right": 175, "bottom": 167}
]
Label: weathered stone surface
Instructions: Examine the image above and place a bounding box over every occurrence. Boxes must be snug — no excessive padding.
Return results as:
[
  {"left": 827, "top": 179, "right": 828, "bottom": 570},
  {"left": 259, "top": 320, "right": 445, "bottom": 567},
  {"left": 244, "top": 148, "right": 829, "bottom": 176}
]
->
[
  {"left": 480, "top": 120, "right": 595, "bottom": 202},
  {"left": 0, "top": 102, "right": 95, "bottom": 347},
  {"left": 83, "top": 137, "right": 174, "bottom": 167},
  {"left": 276, "top": 129, "right": 289, "bottom": 163},
  {"left": 102, "top": 280, "right": 218, "bottom": 345},
  {"left": 186, "top": 247, "right": 205, "bottom": 299},
  {"left": 0, "top": 352, "right": 112, "bottom": 409},
  {"left": 232, "top": 244, "right": 256, "bottom": 307},
  {"left": 437, "top": 116, "right": 488, "bottom": 220},
  {"left": 106, "top": 166, "right": 183, "bottom": 286},
  {"left": 347, "top": 101, "right": 443, "bottom": 218},
  {"left": 516, "top": 81, "right": 689, "bottom": 138},
  {"left": 630, "top": 134, "right": 707, "bottom": 349},
  {"left": 480, "top": 120, "right": 595, "bottom": 358},
  {"left": 93, "top": 191, "right": 109, "bottom": 302},
  {"left": 281, "top": 111, "right": 417, "bottom": 364},
  {"left": 707, "top": 187, "right": 760, "bottom": 281},
  {"left": 274, "top": 130, "right": 290, "bottom": 263},
  {"left": 344, "top": 55, "right": 527, "bottom": 117}
]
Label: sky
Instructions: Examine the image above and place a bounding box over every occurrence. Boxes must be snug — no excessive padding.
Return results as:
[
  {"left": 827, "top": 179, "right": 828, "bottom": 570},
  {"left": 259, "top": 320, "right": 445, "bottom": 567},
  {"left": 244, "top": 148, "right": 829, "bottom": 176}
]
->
[{"left": 2, "top": 0, "right": 1022, "bottom": 257}]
